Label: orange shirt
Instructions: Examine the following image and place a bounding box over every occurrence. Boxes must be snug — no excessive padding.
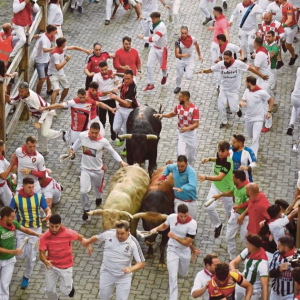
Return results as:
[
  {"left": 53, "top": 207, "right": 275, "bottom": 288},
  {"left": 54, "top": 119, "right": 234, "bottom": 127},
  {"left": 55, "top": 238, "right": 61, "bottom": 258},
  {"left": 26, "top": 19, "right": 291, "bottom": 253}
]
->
[{"left": 281, "top": 2, "right": 297, "bottom": 27}]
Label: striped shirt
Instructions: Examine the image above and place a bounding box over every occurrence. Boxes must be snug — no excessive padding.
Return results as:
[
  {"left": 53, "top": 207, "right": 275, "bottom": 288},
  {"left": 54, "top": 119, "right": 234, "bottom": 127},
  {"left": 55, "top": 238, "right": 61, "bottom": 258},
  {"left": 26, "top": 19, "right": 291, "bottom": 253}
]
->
[
  {"left": 10, "top": 193, "right": 48, "bottom": 228},
  {"left": 270, "top": 250, "right": 294, "bottom": 296}
]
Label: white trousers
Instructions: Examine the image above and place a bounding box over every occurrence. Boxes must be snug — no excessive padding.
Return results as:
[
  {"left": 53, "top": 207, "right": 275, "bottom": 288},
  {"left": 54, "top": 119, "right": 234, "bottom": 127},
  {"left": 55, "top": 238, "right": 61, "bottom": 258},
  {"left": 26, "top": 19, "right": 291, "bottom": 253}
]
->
[
  {"left": 45, "top": 266, "right": 73, "bottom": 300},
  {"left": 71, "top": 0, "right": 84, "bottom": 8},
  {"left": 204, "top": 183, "right": 233, "bottom": 228},
  {"left": 174, "top": 198, "right": 198, "bottom": 220},
  {"left": 16, "top": 227, "right": 42, "bottom": 279},
  {"left": 238, "top": 28, "right": 255, "bottom": 57},
  {"left": 113, "top": 107, "right": 133, "bottom": 136},
  {"left": 177, "top": 129, "right": 197, "bottom": 166},
  {"left": 167, "top": 246, "right": 190, "bottom": 300},
  {"left": 199, "top": 0, "right": 215, "bottom": 18},
  {"left": 245, "top": 120, "right": 263, "bottom": 157},
  {"left": 211, "top": 42, "right": 220, "bottom": 84},
  {"left": 218, "top": 90, "right": 239, "bottom": 124},
  {"left": 235, "top": 284, "right": 261, "bottom": 300},
  {"left": 166, "top": 0, "right": 181, "bottom": 29},
  {"left": 226, "top": 209, "right": 249, "bottom": 260},
  {"left": 284, "top": 26, "right": 297, "bottom": 44},
  {"left": 147, "top": 46, "right": 168, "bottom": 84},
  {"left": 36, "top": 111, "right": 62, "bottom": 152},
  {"left": 64, "top": 129, "right": 83, "bottom": 147},
  {"left": 141, "top": 17, "right": 151, "bottom": 37},
  {"left": 269, "top": 69, "right": 277, "bottom": 92},
  {"left": 0, "top": 257, "right": 16, "bottom": 300},
  {"left": 106, "top": 0, "right": 114, "bottom": 20},
  {"left": 0, "top": 183, "right": 13, "bottom": 206},
  {"left": 175, "top": 59, "right": 194, "bottom": 87},
  {"left": 80, "top": 168, "right": 104, "bottom": 211},
  {"left": 54, "top": 27, "right": 63, "bottom": 43},
  {"left": 10, "top": 24, "right": 26, "bottom": 58},
  {"left": 270, "top": 290, "right": 294, "bottom": 300},
  {"left": 290, "top": 94, "right": 300, "bottom": 125},
  {"left": 99, "top": 270, "right": 131, "bottom": 300}
]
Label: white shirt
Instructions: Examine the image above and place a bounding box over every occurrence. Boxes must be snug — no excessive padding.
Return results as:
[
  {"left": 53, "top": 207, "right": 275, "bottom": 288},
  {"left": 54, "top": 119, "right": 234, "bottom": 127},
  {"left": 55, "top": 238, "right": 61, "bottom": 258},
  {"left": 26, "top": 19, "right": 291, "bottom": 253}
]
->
[
  {"left": 242, "top": 88, "right": 270, "bottom": 122},
  {"left": 165, "top": 214, "right": 197, "bottom": 249},
  {"left": 145, "top": 21, "right": 168, "bottom": 48},
  {"left": 141, "top": 0, "right": 158, "bottom": 15},
  {"left": 15, "top": 147, "right": 46, "bottom": 189},
  {"left": 292, "top": 67, "right": 300, "bottom": 97},
  {"left": 41, "top": 178, "right": 61, "bottom": 199},
  {"left": 220, "top": 43, "right": 241, "bottom": 58},
  {"left": 254, "top": 51, "right": 272, "bottom": 86},
  {"left": 35, "top": 33, "right": 52, "bottom": 64},
  {"left": 0, "top": 158, "right": 10, "bottom": 185},
  {"left": 257, "top": 0, "right": 270, "bottom": 10},
  {"left": 72, "top": 131, "right": 122, "bottom": 171},
  {"left": 230, "top": 3, "right": 263, "bottom": 32},
  {"left": 48, "top": 3, "right": 63, "bottom": 26},
  {"left": 191, "top": 269, "right": 213, "bottom": 300},
  {"left": 211, "top": 60, "right": 249, "bottom": 92},
  {"left": 269, "top": 215, "right": 290, "bottom": 244},
  {"left": 97, "top": 229, "right": 145, "bottom": 276},
  {"left": 240, "top": 248, "right": 269, "bottom": 291},
  {"left": 13, "top": 0, "right": 39, "bottom": 14},
  {"left": 266, "top": 2, "right": 282, "bottom": 22},
  {"left": 48, "top": 49, "right": 66, "bottom": 76},
  {"left": 92, "top": 73, "right": 119, "bottom": 101},
  {"left": 175, "top": 36, "right": 196, "bottom": 61}
]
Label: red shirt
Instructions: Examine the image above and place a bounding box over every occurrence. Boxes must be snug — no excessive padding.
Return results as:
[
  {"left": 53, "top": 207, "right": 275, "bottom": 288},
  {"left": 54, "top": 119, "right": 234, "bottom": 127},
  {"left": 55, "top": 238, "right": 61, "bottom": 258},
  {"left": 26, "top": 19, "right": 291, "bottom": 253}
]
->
[
  {"left": 113, "top": 48, "right": 141, "bottom": 75},
  {"left": 282, "top": 2, "right": 297, "bottom": 27},
  {"left": 87, "top": 90, "right": 102, "bottom": 120},
  {"left": 85, "top": 52, "right": 110, "bottom": 74},
  {"left": 240, "top": 192, "right": 270, "bottom": 234},
  {"left": 39, "top": 226, "right": 79, "bottom": 268}
]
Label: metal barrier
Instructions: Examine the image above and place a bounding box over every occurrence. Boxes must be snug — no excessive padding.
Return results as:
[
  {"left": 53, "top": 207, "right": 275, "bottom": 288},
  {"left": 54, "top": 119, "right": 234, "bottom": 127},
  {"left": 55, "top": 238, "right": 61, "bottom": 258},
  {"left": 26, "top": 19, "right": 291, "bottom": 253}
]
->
[{"left": 0, "top": 0, "right": 70, "bottom": 143}]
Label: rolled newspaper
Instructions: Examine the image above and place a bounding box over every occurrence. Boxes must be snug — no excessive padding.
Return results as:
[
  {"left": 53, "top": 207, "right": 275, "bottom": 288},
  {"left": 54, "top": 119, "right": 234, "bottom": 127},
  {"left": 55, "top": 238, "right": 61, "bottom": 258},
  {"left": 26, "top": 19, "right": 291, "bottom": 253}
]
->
[
  {"left": 20, "top": 237, "right": 29, "bottom": 250},
  {"left": 59, "top": 153, "right": 72, "bottom": 164},
  {"left": 136, "top": 230, "right": 155, "bottom": 239},
  {"left": 204, "top": 198, "right": 217, "bottom": 208}
]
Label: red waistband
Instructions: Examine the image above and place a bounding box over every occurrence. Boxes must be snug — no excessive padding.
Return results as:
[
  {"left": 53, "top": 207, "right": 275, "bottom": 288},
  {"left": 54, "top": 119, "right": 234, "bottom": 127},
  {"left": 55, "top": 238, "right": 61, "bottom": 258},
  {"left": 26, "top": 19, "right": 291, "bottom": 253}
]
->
[
  {"left": 54, "top": 25, "right": 61, "bottom": 27},
  {"left": 154, "top": 45, "right": 162, "bottom": 49},
  {"left": 0, "top": 182, "right": 6, "bottom": 187}
]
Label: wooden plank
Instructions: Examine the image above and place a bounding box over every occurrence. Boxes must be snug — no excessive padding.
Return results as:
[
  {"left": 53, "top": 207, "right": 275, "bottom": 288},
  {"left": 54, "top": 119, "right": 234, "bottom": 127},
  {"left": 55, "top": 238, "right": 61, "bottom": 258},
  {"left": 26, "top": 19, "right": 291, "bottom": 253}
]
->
[{"left": 0, "top": 78, "right": 6, "bottom": 142}]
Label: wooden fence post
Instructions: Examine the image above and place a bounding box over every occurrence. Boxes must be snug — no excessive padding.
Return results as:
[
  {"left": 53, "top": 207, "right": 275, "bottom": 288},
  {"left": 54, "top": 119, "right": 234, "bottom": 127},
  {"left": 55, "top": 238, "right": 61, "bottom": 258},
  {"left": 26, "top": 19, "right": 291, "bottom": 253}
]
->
[
  {"left": 38, "top": 0, "right": 48, "bottom": 33},
  {"left": 0, "top": 78, "right": 6, "bottom": 143}
]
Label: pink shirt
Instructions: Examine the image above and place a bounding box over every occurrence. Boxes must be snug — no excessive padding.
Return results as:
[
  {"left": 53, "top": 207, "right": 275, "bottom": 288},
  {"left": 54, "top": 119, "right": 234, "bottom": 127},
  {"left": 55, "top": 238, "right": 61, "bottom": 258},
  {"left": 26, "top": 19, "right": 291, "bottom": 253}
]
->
[
  {"left": 40, "top": 226, "right": 79, "bottom": 268},
  {"left": 213, "top": 15, "right": 229, "bottom": 43}
]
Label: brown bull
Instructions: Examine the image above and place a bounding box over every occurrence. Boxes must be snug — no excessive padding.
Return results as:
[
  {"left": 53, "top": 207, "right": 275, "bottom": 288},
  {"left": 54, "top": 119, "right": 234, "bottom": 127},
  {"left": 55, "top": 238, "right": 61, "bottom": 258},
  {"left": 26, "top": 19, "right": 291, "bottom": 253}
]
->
[
  {"left": 132, "top": 165, "right": 174, "bottom": 267},
  {"left": 88, "top": 165, "right": 150, "bottom": 236}
]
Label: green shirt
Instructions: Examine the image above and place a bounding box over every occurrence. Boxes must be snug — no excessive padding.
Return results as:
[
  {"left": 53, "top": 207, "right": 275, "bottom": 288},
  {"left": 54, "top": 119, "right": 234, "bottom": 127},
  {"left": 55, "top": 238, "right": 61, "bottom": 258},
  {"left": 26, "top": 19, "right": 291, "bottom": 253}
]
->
[
  {"left": 233, "top": 185, "right": 249, "bottom": 214},
  {"left": 264, "top": 43, "right": 279, "bottom": 69},
  {"left": 0, "top": 220, "right": 21, "bottom": 260},
  {"left": 213, "top": 154, "right": 234, "bottom": 192}
]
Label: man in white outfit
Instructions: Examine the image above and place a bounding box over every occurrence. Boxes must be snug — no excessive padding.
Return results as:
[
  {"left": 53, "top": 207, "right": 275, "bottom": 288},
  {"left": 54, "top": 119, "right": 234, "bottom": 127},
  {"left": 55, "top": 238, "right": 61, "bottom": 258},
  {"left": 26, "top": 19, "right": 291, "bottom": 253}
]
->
[
  {"left": 69, "top": 122, "right": 127, "bottom": 221},
  {"left": 70, "top": 0, "right": 84, "bottom": 13},
  {"left": 10, "top": 0, "right": 40, "bottom": 60},
  {"left": 6, "top": 82, "right": 64, "bottom": 155},
  {"left": 200, "top": 0, "right": 216, "bottom": 25},
  {"left": 216, "top": 34, "right": 245, "bottom": 61},
  {"left": 154, "top": 91, "right": 199, "bottom": 166},
  {"left": 137, "top": 12, "right": 168, "bottom": 91},
  {"left": 239, "top": 76, "right": 274, "bottom": 156},
  {"left": 48, "top": 0, "right": 64, "bottom": 40},
  {"left": 229, "top": 0, "right": 263, "bottom": 61},
  {"left": 197, "top": 50, "right": 268, "bottom": 128},
  {"left": 0, "top": 141, "right": 16, "bottom": 206},
  {"left": 38, "top": 175, "right": 62, "bottom": 209},
  {"left": 174, "top": 26, "right": 203, "bottom": 94},
  {"left": 82, "top": 220, "right": 145, "bottom": 300},
  {"left": 266, "top": 0, "right": 282, "bottom": 22},
  {"left": 151, "top": 203, "right": 197, "bottom": 300}
]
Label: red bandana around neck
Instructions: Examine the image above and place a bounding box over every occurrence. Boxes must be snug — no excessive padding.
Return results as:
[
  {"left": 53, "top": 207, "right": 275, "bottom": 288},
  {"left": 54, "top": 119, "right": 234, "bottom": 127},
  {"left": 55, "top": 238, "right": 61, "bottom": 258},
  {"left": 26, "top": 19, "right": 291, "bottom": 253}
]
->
[
  {"left": 18, "top": 188, "right": 35, "bottom": 198},
  {"left": 256, "top": 46, "right": 269, "bottom": 56},
  {"left": 175, "top": 215, "right": 192, "bottom": 225},
  {"left": 45, "top": 33, "right": 54, "bottom": 43},
  {"left": 216, "top": 14, "right": 226, "bottom": 21},
  {"left": 121, "top": 80, "right": 133, "bottom": 94},
  {"left": 21, "top": 145, "right": 37, "bottom": 157},
  {"left": 0, "top": 154, "right": 4, "bottom": 161},
  {"left": 219, "top": 41, "right": 229, "bottom": 54},
  {"left": 0, "top": 218, "right": 16, "bottom": 231},
  {"left": 51, "top": 47, "right": 64, "bottom": 55},
  {"left": 180, "top": 35, "right": 193, "bottom": 48},
  {"left": 225, "top": 58, "right": 235, "bottom": 69},
  {"left": 248, "top": 247, "right": 268, "bottom": 260},
  {"left": 280, "top": 247, "right": 296, "bottom": 260},
  {"left": 243, "top": 1, "right": 253, "bottom": 7},
  {"left": 250, "top": 85, "right": 262, "bottom": 93},
  {"left": 235, "top": 179, "right": 249, "bottom": 189},
  {"left": 88, "top": 132, "right": 102, "bottom": 141},
  {"left": 101, "top": 70, "right": 113, "bottom": 80}
]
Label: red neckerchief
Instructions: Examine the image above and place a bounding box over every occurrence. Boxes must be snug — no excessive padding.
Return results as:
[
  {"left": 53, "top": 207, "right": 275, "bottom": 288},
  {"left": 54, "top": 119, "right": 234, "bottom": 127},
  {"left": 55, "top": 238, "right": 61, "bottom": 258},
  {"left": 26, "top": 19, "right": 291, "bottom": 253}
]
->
[
  {"left": 40, "top": 177, "right": 53, "bottom": 188},
  {"left": 243, "top": 1, "right": 253, "bottom": 7},
  {"left": 267, "top": 218, "right": 277, "bottom": 225},
  {"left": 45, "top": 33, "right": 54, "bottom": 43},
  {"left": 215, "top": 14, "right": 226, "bottom": 21},
  {"left": 225, "top": 58, "right": 235, "bottom": 69},
  {"left": 51, "top": 47, "right": 64, "bottom": 55},
  {"left": 121, "top": 79, "right": 134, "bottom": 94},
  {"left": 256, "top": 46, "right": 269, "bottom": 56},
  {"left": 248, "top": 247, "right": 268, "bottom": 260},
  {"left": 0, "top": 154, "right": 4, "bottom": 161},
  {"left": 250, "top": 85, "right": 262, "bottom": 93},
  {"left": 204, "top": 268, "right": 213, "bottom": 278},
  {"left": 175, "top": 215, "right": 192, "bottom": 225},
  {"left": 235, "top": 179, "right": 249, "bottom": 189},
  {"left": 0, "top": 218, "right": 16, "bottom": 231},
  {"left": 180, "top": 35, "right": 193, "bottom": 48},
  {"left": 219, "top": 41, "right": 229, "bottom": 54},
  {"left": 18, "top": 188, "right": 35, "bottom": 198},
  {"left": 279, "top": 247, "right": 295, "bottom": 260},
  {"left": 21, "top": 145, "right": 37, "bottom": 157},
  {"left": 88, "top": 132, "right": 102, "bottom": 141},
  {"left": 87, "top": 90, "right": 102, "bottom": 100},
  {"left": 101, "top": 70, "right": 113, "bottom": 80}
]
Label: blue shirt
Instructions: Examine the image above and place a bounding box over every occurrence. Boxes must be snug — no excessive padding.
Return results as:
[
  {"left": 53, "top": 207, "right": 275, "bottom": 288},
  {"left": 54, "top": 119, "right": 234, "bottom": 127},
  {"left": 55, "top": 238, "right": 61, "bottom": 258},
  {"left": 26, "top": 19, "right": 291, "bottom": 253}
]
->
[{"left": 163, "top": 163, "right": 197, "bottom": 200}]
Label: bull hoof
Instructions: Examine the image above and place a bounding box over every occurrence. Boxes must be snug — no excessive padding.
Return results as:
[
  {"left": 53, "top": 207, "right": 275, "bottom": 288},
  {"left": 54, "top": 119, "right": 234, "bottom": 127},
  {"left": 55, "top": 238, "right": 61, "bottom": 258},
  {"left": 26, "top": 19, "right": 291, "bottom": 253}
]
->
[
  {"left": 146, "top": 253, "right": 154, "bottom": 259},
  {"left": 158, "top": 263, "right": 166, "bottom": 269}
]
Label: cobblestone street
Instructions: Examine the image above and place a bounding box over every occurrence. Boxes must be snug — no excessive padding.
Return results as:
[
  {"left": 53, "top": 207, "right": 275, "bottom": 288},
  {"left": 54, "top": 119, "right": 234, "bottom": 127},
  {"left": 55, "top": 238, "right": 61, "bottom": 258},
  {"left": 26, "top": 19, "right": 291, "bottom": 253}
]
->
[{"left": 1, "top": 0, "right": 300, "bottom": 298}]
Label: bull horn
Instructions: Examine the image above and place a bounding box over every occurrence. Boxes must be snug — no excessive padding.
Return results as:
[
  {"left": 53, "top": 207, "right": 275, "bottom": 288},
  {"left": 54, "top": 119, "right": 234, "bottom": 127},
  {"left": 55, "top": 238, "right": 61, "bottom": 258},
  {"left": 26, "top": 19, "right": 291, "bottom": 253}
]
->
[
  {"left": 118, "top": 134, "right": 132, "bottom": 139},
  {"left": 132, "top": 212, "right": 147, "bottom": 220},
  {"left": 146, "top": 134, "right": 158, "bottom": 140},
  {"left": 87, "top": 209, "right": 104, "bottom": 216},
  {"left": 120, "top": 211, "right": 134, "bottom": 221}
]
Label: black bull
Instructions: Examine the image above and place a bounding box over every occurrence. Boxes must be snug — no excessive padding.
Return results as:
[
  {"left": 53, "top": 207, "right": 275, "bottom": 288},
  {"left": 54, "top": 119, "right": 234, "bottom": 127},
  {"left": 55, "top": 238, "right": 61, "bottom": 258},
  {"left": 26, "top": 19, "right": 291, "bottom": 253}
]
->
[{"left": 120, "top": 106, "right": 162, "bottom": 177}]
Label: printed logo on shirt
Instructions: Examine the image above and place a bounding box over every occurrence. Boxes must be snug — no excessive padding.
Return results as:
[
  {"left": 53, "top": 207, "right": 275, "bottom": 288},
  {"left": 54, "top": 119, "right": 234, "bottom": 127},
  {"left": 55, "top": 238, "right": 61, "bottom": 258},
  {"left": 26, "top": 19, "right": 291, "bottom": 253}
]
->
[
  {"left": 182, "top": 175, "right": 186, "bottom": 181},
  {"left": 32, "top": 158, "right": 36, "bottom": 163},
  {"left": 82, "top": 146, "right": 97, "bottom": 157},
  {"left": 124, "top": 245, "right": 129, "bottom": 253},
  {"left": 109, "top": 239, "right": 112, "bottom": 242}
]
